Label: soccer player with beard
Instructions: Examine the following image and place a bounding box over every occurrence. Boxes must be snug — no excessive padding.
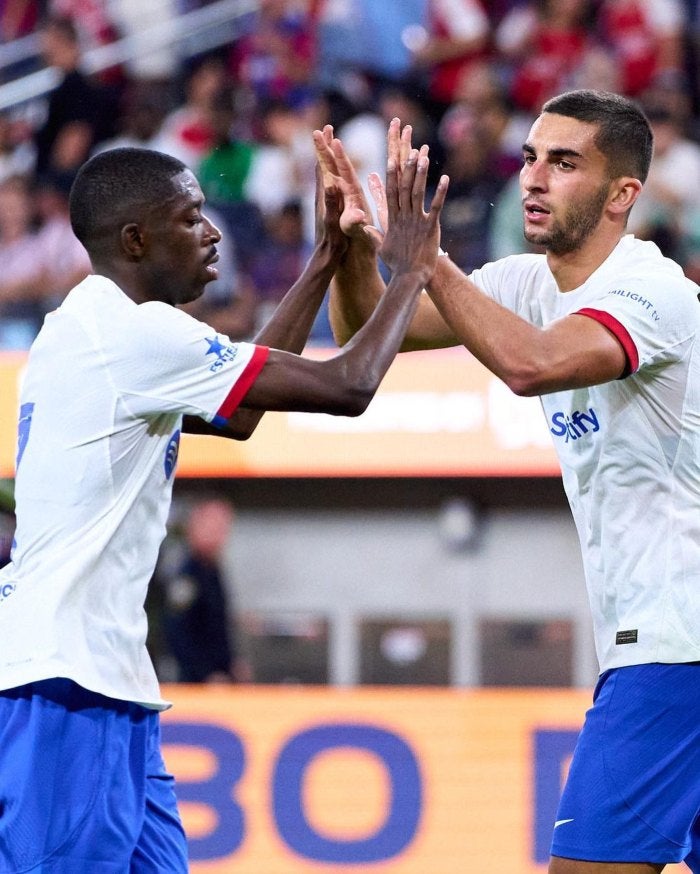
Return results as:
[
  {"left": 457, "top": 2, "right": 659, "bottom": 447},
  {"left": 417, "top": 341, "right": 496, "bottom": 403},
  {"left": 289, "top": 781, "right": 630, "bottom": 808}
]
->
[{"left": 323, "top": 91, "right": 700, "bottom": 873}]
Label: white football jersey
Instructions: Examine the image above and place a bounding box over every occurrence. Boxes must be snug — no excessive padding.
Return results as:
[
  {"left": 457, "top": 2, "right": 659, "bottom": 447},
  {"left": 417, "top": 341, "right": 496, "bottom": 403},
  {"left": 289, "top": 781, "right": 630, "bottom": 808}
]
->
[
  {"left": 471, "top": 235, "right": 700, "bottom": 672},
  {"left": 0, "top": 276, "right": 268, "bottom": 708}
]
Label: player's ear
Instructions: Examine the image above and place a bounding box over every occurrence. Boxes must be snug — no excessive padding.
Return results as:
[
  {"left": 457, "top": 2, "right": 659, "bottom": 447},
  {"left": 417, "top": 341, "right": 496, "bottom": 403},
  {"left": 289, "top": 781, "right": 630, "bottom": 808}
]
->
[
  {"left": 120, "top": 222, "right": 145, "bottom": 259},
  {"left": 608, "top": 177, "right": 642, "bottom": 216}
]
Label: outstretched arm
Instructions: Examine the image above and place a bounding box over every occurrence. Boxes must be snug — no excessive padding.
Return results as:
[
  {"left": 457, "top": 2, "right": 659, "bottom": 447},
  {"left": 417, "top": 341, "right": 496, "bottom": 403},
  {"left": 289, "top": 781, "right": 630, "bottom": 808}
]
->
[
  {"left": 230, "top": 147, "right": 449, "bottom": 419},
  {"left": 184, "top": 149, "right": 352, "bottom": 439},
  {"left": 251, "top": 145, "right": 357, "bottom": 354},
  {"left": 425, "top": 255, "right": 627, "bottom": 395},
  {"left": 380, "top": 132, "right": 627, "bottom": 394},
  {"left": 348, "top": 120, "right": 627, "bottom": 394},
  {"left": 313, "top": 123, "right": 385, "bottom": 345}
]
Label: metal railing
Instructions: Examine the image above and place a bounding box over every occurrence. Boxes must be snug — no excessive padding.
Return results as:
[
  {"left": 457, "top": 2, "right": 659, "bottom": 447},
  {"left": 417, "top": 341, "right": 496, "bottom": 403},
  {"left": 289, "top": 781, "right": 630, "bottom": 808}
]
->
[
  {"left": 0, "top": 32, "right": 41, "bottom": 71},
  {"left": 0, "top": 0, "right": 260, "bottom": 113}
]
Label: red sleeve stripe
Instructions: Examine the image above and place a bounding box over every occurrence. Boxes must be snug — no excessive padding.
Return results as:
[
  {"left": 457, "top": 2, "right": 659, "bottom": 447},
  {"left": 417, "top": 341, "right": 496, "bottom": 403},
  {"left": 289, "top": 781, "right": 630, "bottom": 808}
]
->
[
  {"left": 575, "top": 307, "right": 639, "bottom": 377},
  {"left": 217, "top": 345, "right": 270, "bottom": 419}
]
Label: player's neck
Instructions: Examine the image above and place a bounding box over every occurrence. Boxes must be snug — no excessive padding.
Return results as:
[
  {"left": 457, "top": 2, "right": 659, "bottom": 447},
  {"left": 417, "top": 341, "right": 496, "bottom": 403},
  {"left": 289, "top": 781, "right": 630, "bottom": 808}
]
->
[
  {"left": 91, "top": 261, "right": 151, "bottom": 305},
  {"left": 546, "top": 229, "right": 625, "bottom": 293}
]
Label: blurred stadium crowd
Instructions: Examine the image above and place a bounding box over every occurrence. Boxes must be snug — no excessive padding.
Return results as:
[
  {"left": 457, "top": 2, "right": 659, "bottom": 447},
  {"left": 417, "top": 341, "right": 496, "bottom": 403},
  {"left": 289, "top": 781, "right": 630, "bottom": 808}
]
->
[{"left": 1, "top": 0, "right": 700, "bottom": 352}]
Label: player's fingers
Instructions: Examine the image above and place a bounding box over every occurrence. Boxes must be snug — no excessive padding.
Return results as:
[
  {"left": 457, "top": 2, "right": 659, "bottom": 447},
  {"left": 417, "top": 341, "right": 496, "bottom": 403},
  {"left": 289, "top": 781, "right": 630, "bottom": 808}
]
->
[
  {"left": 411, "top": 152, "right": 429, "bottom": 213},
  {"left": 312, "top": 129, "right": 339, "bottom": 181},
  {"left": 333, "top": 176, "right": 359, "bottom": 200},
  {"left": 362, "top": 224, "right": 384, "bottom": 248},
  {"left": 427, "top": 174, "right": 450, "bottom": 221},
  {"left": 368, "top": 172, "right": 388, "bottom": 233},
  {"left": 398, "top": 148, "right": 418, "bottom": 214},
  {"left": 313, "top": 160, "right": 323, "bottom": 212},
  {"left": 385, "top": 155, "right": 400, "bottom": 222},
  {"left": 324, "top": 182, "right": 342, "bottom": 215},
  {"left": 330, "top": 138, "right": 364, "bottom": 188},
  {"left": 399, "top": 124, "right": 413, "bottom": 170},
  {"left": 387, "top": 117, "right": 401, "bottom": 170}
]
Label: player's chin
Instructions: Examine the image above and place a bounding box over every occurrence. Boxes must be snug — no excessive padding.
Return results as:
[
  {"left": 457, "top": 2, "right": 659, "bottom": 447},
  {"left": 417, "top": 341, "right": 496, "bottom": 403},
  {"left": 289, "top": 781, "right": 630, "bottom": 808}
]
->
[{"left": 523, "top": 227, "right": 549, "bottom": 247}]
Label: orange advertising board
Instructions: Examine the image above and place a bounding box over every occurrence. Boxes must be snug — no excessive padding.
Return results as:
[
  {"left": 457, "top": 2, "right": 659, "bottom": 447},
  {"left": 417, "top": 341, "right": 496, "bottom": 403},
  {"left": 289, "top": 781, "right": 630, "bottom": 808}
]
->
[
  {"left": 161, "top": 686, "right": 689, "bottom": 873},
  {"left": 0, "top": 353, "right": 23, "bottom": 478},
  {"left": 0, "top": 350, "right": 560, "bottom": 478}
]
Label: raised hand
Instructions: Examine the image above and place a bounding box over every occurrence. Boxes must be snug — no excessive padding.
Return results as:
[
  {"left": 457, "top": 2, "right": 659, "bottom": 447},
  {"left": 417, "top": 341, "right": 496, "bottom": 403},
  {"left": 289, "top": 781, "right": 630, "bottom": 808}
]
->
[
  {"left": 312, "top": 157, "right": 348, "bottom": 258},
  {"left": 368, "top": 118, "right": 429, "bottom": 237},
  {"left": 312, "top": 124, "right": 379, "bottom": 245},
  {"left": 379, "top": 144, "right": 449, "bottom": 285}
]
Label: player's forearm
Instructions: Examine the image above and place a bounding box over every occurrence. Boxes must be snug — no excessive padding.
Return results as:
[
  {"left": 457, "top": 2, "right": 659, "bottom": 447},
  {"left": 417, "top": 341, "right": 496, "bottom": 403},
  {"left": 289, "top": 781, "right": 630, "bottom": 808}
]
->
[
  {"left": 240, "top": 266, "right": 429, "bottom": 418},
  {"left": 426, "top": 258, "right": 552, "bottom": 396},
  {"left": 252, "top": 238, "right": 341, "bottom": 354},
  {"left": 330, "top": 267, "right": 429, "bottom": 410},
  {"left": 237, "top": 138, "right": 448, "bottom": 417},
  {"left": 331, "top": 242, "right": 462, "bottom": 352},
  {"left": 328, "top": 237, "right": 385, "bottom": 346},
  {"left": 213, "top": 241, "right": 343, "bottom": 441}
]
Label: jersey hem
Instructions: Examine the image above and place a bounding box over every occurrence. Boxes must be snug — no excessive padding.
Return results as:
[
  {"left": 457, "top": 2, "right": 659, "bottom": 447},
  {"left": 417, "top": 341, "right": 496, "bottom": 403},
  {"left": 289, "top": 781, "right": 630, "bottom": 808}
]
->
[{"left": 0, "top": 671, "right": 171, "bottom": 711}]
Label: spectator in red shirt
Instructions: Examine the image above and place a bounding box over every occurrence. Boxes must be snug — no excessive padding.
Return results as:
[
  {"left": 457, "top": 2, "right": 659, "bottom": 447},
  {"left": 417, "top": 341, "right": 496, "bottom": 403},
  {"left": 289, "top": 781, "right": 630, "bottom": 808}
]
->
[
  {"left": 154, "top": 53, "right": 230, "bottom": 171},
  {"left": 409, "top": 0, "right": 491, "bottom": 115},
  {"left": 496, "top": 0, "right": 595, "bottom": 114},
  {"left": 0, "top": 0, "right": 39, "bottom": 43},
  {"left": 596, "top": 0, "right": 685, "bottom": 96}
]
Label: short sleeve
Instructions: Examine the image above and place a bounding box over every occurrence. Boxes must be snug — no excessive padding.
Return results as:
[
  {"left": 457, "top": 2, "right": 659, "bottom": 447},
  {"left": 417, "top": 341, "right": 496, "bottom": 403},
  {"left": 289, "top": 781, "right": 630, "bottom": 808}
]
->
[
  {"left": 109, "top": 301, "right": 268, "bottom": 422},
  {"left": 574, "top": 276, "right": 698, "bottom": 376}
]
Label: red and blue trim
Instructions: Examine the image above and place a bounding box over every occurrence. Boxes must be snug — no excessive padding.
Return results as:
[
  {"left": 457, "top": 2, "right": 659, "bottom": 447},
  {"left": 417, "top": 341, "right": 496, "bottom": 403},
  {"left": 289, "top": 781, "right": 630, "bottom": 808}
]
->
[{"left": 212, "top": 345, "right": 269, "bottom": 426}]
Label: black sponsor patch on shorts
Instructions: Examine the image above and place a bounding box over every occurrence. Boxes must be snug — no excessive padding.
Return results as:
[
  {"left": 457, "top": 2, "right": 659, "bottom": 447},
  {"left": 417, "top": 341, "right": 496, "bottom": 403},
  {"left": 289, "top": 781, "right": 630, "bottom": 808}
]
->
[{"left": 616, "top": 629, "right": 638, "bottom": 645}]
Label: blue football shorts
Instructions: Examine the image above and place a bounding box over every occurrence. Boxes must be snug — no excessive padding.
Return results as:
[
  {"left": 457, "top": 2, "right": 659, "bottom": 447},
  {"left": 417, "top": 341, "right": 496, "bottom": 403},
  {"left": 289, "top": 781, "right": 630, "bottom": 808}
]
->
[
  {"left": 551, "top": 662, "right": 700, "bottom": 869},
  {"left": 0, "top": 678, "right": 188, "bottom": 873}
]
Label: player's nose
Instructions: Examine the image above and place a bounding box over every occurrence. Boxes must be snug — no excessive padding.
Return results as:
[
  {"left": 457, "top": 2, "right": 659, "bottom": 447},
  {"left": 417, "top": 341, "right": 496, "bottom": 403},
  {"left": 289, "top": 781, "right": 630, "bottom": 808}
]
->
[
  {"left": 203, "top": 215, "right": 222, "bottom": 243},
  {"left": 521, "top": 160, "right": 547, "bottom": 192}
]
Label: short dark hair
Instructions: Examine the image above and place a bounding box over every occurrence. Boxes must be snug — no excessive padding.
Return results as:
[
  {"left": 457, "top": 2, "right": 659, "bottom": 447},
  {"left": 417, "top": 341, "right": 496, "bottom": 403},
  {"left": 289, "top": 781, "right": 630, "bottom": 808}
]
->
[
  {"left": 69, "top": 148, "right": 187, "bottom": 253},
  {"left": 542, "top": 90, "right": 653, "bottom": 183}
]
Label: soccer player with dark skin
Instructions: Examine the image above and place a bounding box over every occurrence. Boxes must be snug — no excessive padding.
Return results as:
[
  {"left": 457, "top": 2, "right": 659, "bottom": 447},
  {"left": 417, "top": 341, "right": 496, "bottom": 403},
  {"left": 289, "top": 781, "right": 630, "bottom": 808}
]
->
[{"left": 0, "top": 132, "right": 448, "bottom": 871}]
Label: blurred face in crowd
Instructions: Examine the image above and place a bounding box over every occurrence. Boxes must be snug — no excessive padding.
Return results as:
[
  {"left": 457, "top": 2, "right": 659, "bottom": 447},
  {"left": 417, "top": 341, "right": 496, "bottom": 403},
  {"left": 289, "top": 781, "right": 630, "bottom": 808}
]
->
[
  {"left": 520, "top": 112, "right": 612, "bottom": 256},
  {"left": 40, "top": 20, "right": 80, "bottom": 70},
  {"left": 186, "top": 500, "right": 234, "bottom": 560},
  {"left": 544, "top": 0, "right": 590, "bottom": 26},
  {"left": 0, "top": 180, "right": 33, "bottom": 243},
  {"left": 186, "top": 58, "right": 227, "bottom": 109}
]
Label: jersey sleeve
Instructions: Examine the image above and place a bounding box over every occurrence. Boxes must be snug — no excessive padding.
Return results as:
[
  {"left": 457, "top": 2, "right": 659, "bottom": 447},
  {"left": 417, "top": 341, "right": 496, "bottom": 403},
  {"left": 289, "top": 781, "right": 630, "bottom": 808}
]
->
[
  {"left": 470, "top": 254, "right": 700, "bottom": 378},
  {"left": 110, "top": 301, "right": 269, "bottom": 423},
  {"left": 573, "top": 276, "right": 698, "bottom": 376}
]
